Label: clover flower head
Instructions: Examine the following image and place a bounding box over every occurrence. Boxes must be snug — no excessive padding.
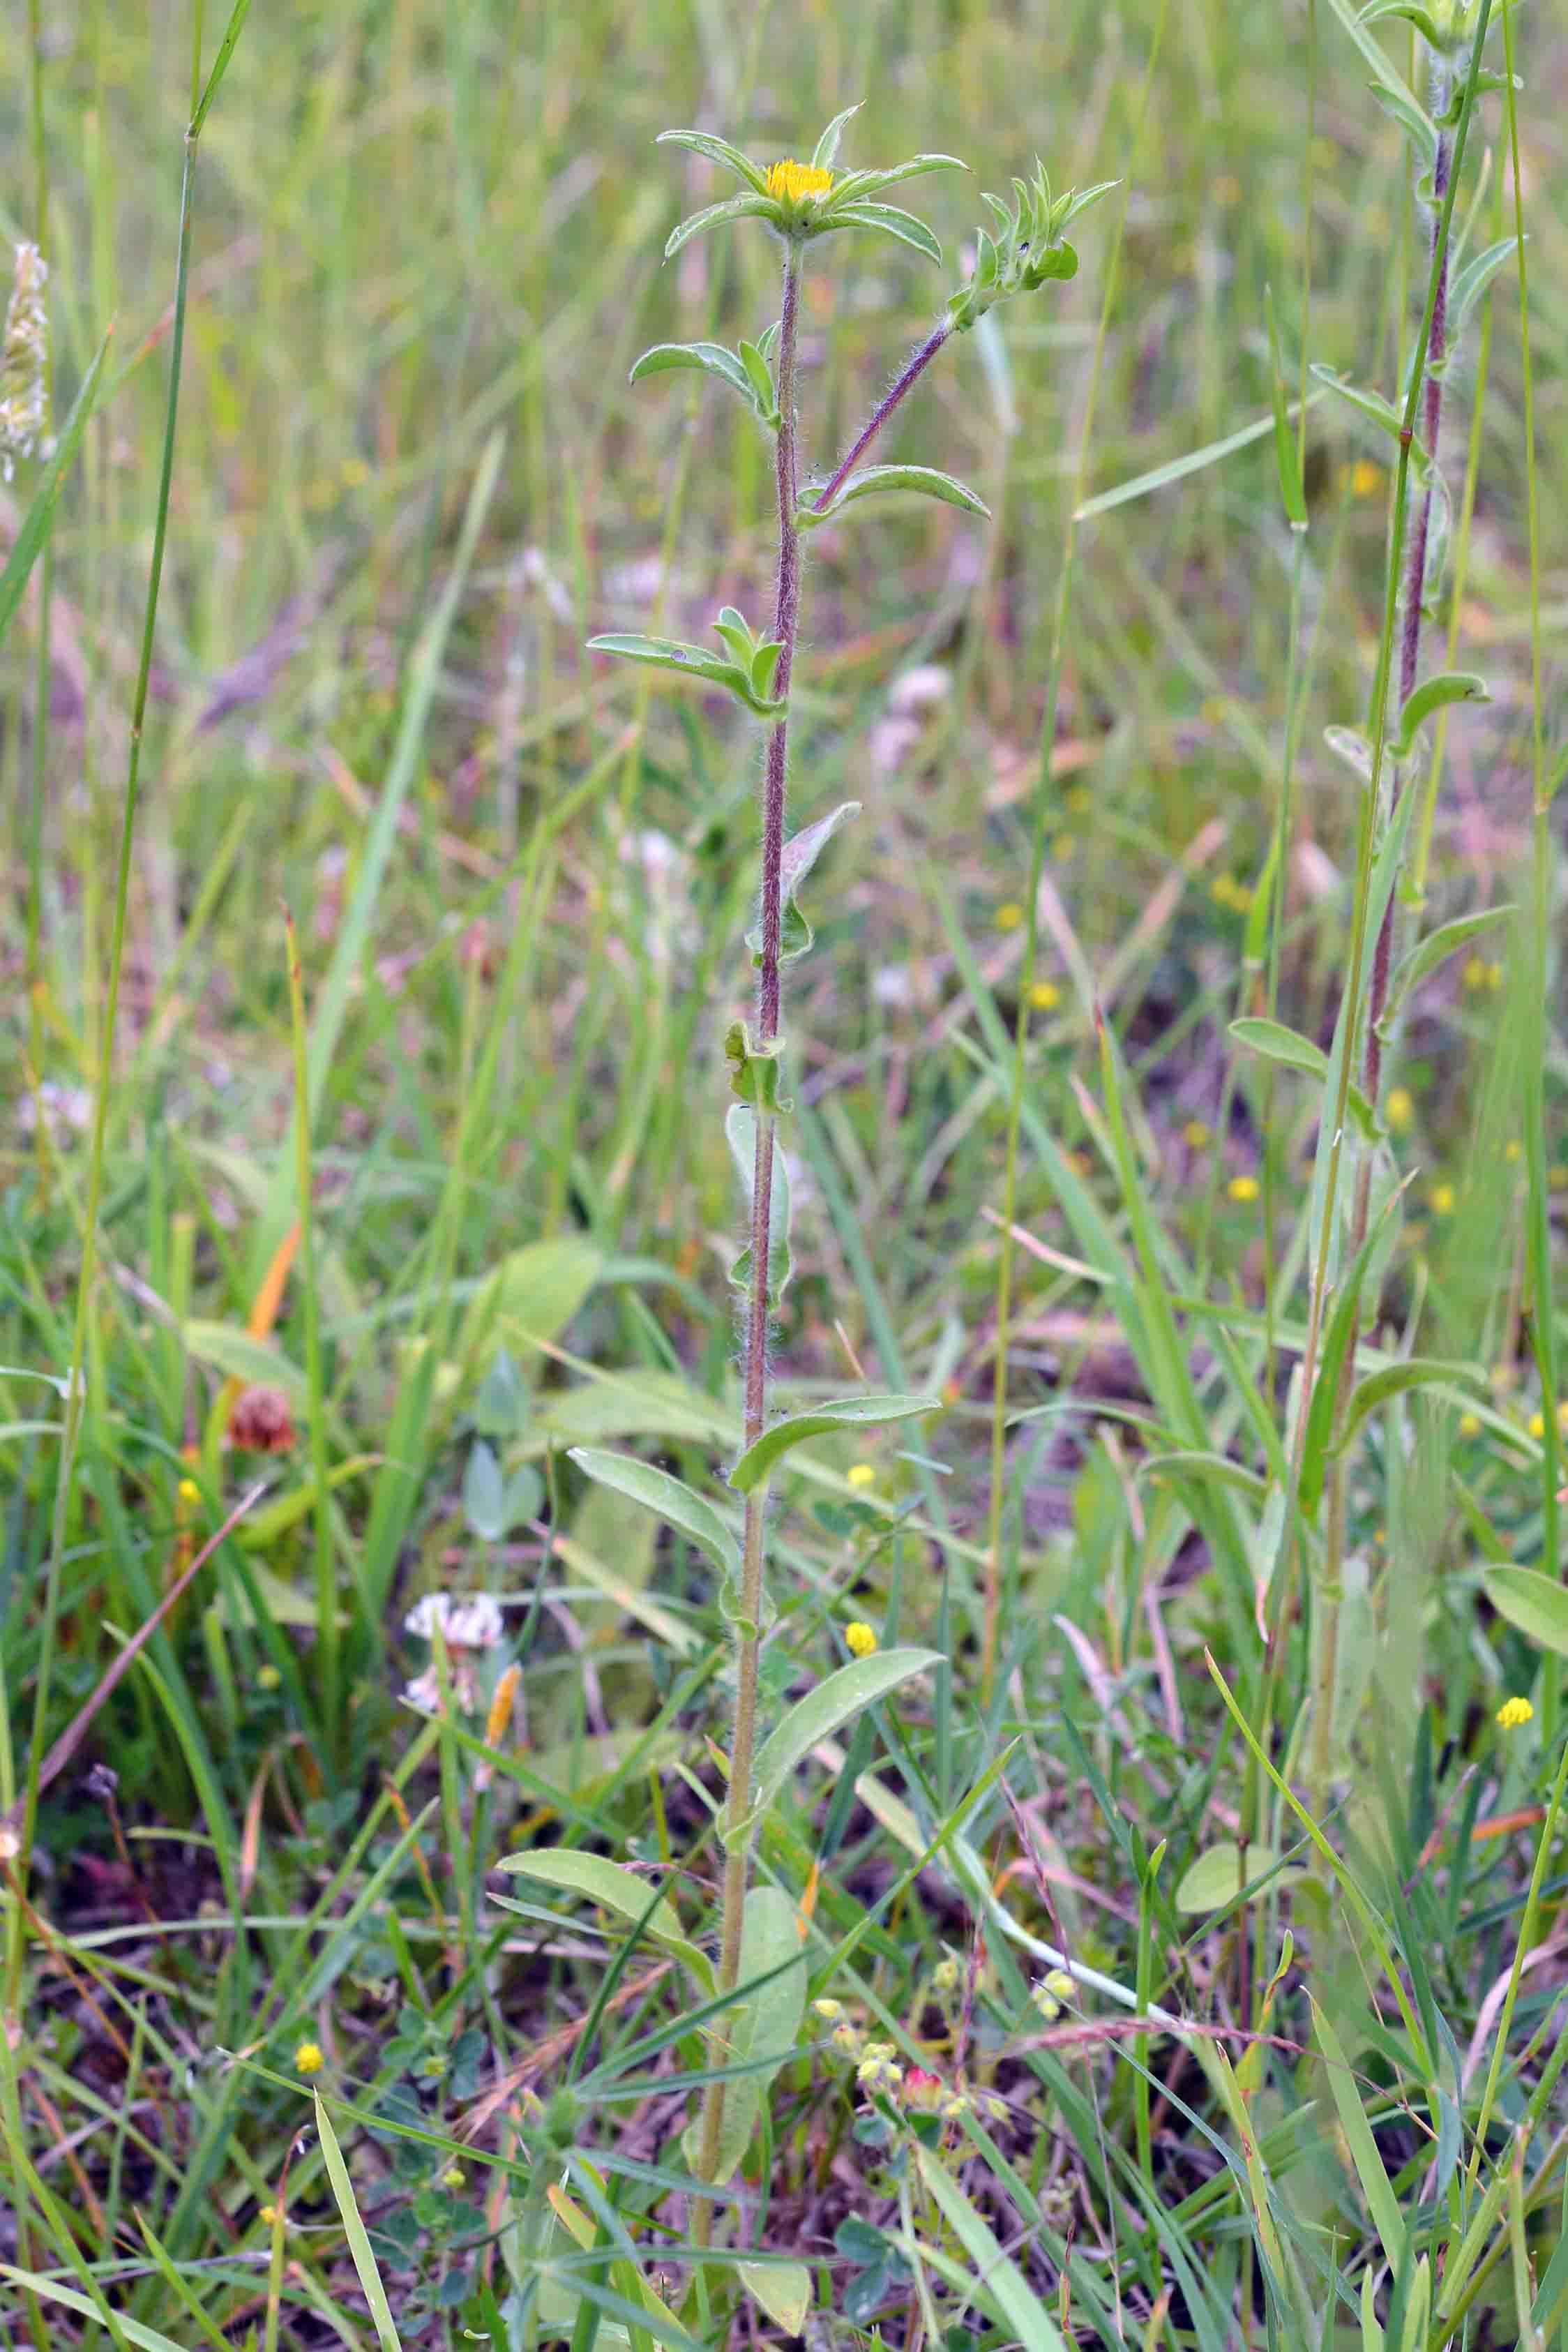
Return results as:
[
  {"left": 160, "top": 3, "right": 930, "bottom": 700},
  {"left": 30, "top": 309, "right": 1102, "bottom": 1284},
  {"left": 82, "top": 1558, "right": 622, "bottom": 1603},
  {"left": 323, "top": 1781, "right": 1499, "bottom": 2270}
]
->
[
  {"left": 1031, "top": 1968, "right": 1074, "bottom": 2021},
  {"left": 845, "top": 1620, "right": 878, "bottom": 1658},
  {"left": 1497, "top": 1695, "right": 1534, "bottom": 1730},
  {"left": 857, "top": 2042, "right": 903, "bottom": 2095},
  {"left": 813, "top": 1997, "right": 845, "bottom": 2021},
  {"left": 1228, "top": 1174, "right": 1260, "bottom": 1204},
  {"left": 847, "top": 1462, "right": 877, "bottom": 1492},
  {"left": 932, "top": 1955, "right": 961, "bottom": 1995},
  {"left": 294, "top": 2039, "right": 324, "bottom": 2077}
]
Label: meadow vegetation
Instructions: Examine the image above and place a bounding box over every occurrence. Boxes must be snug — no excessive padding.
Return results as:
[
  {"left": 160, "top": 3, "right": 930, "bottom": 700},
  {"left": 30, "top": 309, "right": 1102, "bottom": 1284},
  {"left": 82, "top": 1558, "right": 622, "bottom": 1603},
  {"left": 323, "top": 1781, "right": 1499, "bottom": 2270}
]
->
[{"left": 2, "top": 0, "right": 1567, "bottom": 2345}]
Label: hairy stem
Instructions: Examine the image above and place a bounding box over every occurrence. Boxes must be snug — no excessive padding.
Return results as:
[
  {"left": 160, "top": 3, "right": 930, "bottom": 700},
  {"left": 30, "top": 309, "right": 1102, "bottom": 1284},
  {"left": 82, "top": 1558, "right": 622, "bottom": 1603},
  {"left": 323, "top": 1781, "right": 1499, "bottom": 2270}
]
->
[
  {"left": 811, "top": 322, "right": 948, "bottom": 512},
  {"left": 693, "top": 243, "right": 802, "bottom": 2224}
]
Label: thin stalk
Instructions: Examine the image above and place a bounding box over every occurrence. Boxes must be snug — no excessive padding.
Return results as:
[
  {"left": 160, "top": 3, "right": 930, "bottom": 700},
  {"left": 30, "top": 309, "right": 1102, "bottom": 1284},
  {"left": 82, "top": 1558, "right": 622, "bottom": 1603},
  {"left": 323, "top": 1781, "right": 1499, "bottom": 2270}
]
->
[
  {"left": 1305, "top": 7, "right": 1491, "bottom": 1807},
  {"left": 285, "top": 912, "right": 338, "bottom": 1752},
  {"left": 1500, "top": 0, "right": 1558, "bottom": 1743},
  {"left": 692, "top": 244, "right": 803, "bottom": 2222},
  {"left": 24, "top": 0, "right": 51, "bottom": 1198},
  {"left": 981, "top": 0, "right": 1170, "bottom": 1705},
  {"left": 810, "top": 324, "right": 949, "bottom": 512}
]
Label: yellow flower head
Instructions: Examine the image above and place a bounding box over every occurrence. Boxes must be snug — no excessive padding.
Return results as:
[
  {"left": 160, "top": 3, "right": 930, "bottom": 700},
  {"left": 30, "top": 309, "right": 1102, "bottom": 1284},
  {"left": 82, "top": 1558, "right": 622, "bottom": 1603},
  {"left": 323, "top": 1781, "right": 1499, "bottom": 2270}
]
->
[
  {"left": 765, "top": 158, "right": 833, "bottom": 206},
  {"left": 1386, "top": 1087, "right": 1414, "bottom": 1133},
  {"left": 259, "top": 2204, "right": 285, "bottom": 2232},
  {"left": 1496, "top": 1695, "right": 1534, "bottom": 1731},
  {"left": 443, "top": 2166, "right": 467, "bottom": 2192},
  {"left": 1182, "top": 1120, "right": 1211, "bottom": 1151},
  {"left": 1347, "top": 459, "right": 1383, "bottom": 499},
  {"left": 1458, "top": 1412, "right": 1480, "bottom": 1437},
  {"left": 294, "top": 2039, "right": 324, "bottom": 2078},
  {"left": 1461, "top": 954, "right": 1488, "bottom": 992},
  {"left": 847, "top": 1462, "right": 877, "bottom": 1491},
  {"left": 845, "top": 1620, "right": 878, "bottom": 1658},
  {"left": 1228, "top": 1174, "right": 1260, "bottom": 1204},
  {"left": 177, "top": 1476, "right": 201, "bottom": 1505},
  {"left": 1428, "top": 1183, "right": 1455, "bottom": 1216},
  {"left": 1505, "top": 1139, "right": 1523, "bottom": 1162},
  {"left": 995, "top": 900, "right": 1024, "bottom": 932},
  {"left": 1029, "top": 980, "right": 1061, "bottom": 1012}
]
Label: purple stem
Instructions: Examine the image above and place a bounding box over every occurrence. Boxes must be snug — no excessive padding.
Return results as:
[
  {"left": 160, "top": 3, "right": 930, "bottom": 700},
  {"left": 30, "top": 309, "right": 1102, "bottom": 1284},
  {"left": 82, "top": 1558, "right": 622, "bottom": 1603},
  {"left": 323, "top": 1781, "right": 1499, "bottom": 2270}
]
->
[{"left": 810, "top": 322, "right": 950, "bottom": 513}]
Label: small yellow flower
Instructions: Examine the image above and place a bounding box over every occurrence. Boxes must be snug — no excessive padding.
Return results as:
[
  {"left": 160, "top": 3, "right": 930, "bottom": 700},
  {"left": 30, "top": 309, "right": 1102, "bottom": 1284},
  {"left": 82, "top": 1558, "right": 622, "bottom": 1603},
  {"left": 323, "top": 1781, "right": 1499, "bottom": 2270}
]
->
[
  {"left": 1028, "top": 980, "right": 1061, "bottom": 1011},
  {"left": 995, "top": 900, "right": 1024, "bottom": 931},
  {"left": 443, "top": 2166, "right": 467, "bottom": 2192},
  {"left": 845, "top": 1621, "right": 878, "bottom": 1658},
  {"left": 1051, "top": 832, "right": 1075, "bottom": 863},
  {"left": 1461, "top": 954, "right": 1489, "bottom": 992},
  {"left": 846, "top": 1462, "right": 877, "bottom": 1492},
  {"left": 1428, "top": 1183, "right": 1455, "bottom": 1215},
  {"left": 1064, "top": 786, "right": 1090, "bottom": 815},
  {"left": 813, "top": 1997, "right": 845, "bottom": 2021},
  {"left": 1529, "top": 1411, "right": 1544, "bottom": 1438},
  {"left": 1458, "top": 1413, "right": 1480, "bottom": 1437},
  {"left": 1228, "top": 1174, "right": 1260, "bottom": 1203},
  {"left": 1182, "top": 1120, "right": 1211, "bottom": 1151},
  {"left": 259, "top": 2204, "right": 285, "bottom": 2232},
  {"left": 764, "top": 158, "right": 833, "bottom": 205},
  {"left": 177, "top": 1476, "right": 201, "bottom": 1505},
  {"left": 257, "top": 1663, "right": 282, "bottom": 1691},
  {"left": 1346, "top": 458, "right": 1383, "bottom": 499},
  {"left": 1505, "top": 1139, "right": 1522, "bottom": 1162},
  {"left": 1386, "top": 1087, "right": 1414, "bottom": 1133},
  {"left": 1497, "top": 1695, "right": 1534, "bottom": 1730},
  {"left": 932, "top": 1956, "right": 961, "bottom": 1994},
  {"left": 294, "top": 2040, "right": 324, "bottom": 2078},
  {"left": 1031, "top": 1967, "right": 1074, "bottom": 2021},
  {"left": 1486, "top": 960, "right": 1503, "bottom": 992}
]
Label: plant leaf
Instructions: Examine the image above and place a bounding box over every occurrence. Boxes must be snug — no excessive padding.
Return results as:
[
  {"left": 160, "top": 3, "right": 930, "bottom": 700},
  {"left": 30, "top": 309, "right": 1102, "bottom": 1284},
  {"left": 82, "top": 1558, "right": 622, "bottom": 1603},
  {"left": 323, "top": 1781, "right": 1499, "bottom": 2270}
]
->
[
  {"left": 827, "top": 155, "right": 967, "bottom": 204},
  {"left": 730, "top": 1393, "right": 937, "bottom": 1494},
  {"left": 1309, "top": 364, "right": 1431, "bottom": 474},
  {"left": 495, "top": 1848, "right": 714, "bottom": 1993},
  {"left": 1448, "top": 237, "right": 1519, "bottom": 343},
  {"left": 569, "top": 1446, "right": 741, "bottom": 1583},
  {"left": 739, "top": 2263, "right": 813, "bottom": 2335},
  {"left": 629, "top": 341, "right": 762, "bottom": 416},
  {"left": 913, "top": 2146, "right": 1072, "bottom": 2352},
  {"left": 1312, "top": 2000, "right": 1408, "bottom": 2275},
  {"left": 1229, "top": 1016, "right": 1328, "bottom": 1081},
  {"left": 827, "top": 201, "right": 942, "bottom": 265},
  {"left": 1174, "top": 1841, "right": 1304, "bottom": 1914},
  {"left": 1389, "top": 904, "right": 1514, "bottom": 1005},
  {"left": 315, "top": 2095, "right": 405, "bottom": 2349},
  {"left": 1335, "top": 1359, "right": 1482, "bottom": 1453},
  {"left": 681, "top": 1886, "right": 805, "bottom": 2182},
  {"left": 1389, "top": 671, "right": 1489, "bottom": 761},
  {"left": 1265, "top": 283, "right": 1306, "bottom": 525},
  {"left": 724, "top": 1020, "right": 790, "bottom": 1115},
  {"left": 804, "top": 463, "right": 989, "bottom": 527},
  {"left": 655, "top": 129, "right": 770, "bottom": 195},
  {"left": 746, "top": 800, "right": 861, "bottom": 967},
  {"left": 462, "top": 1439, "right": 508, "bottom": 1541},
  {"left": 747, "top": 1648, "right": 942, "bottom": 1824},
  {"left": 1366, "top": 75, "right": 1440, "bottom": 167},
  {"left": 811, "top": 102, "right": 862, "bottom": 172},
  {"left": 737, "top": 338, "right": 778, "bottom": 419},
  {"left": 663, "top": 194, "right": 777, "bottom": 262},
  {"left": 1486, "top": 1566, "right": 1568, "bottom": 1661},
  {"left": 587, "top": 632, "right": 780, "bottom": 714}
]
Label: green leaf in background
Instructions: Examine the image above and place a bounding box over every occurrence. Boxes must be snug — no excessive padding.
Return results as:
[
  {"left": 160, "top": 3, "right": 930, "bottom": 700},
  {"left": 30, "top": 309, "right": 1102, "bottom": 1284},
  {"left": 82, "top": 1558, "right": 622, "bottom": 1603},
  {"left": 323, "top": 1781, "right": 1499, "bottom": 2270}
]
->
[
  {"left": 913, "top": 2145, "right": 1071, "bottom": 2352},
  {"left": 1229, "top": 1017, "right": 1329, "bottom": 1081},
  {"left": 1486, "top": 1566, "right": 1568, "bottom": 1661},
  {"left": 458, "top": 1235, "right": 601, "bottom": 1365},
  {"left": 495, "top": 1848, "right": 714, "bottom": 1993},
  {"left": 802, "top": 463, "right": 990, "bottom": 527},
  {"left": 739, "top": 2261, "right": 812, "bottom": 2335},
  {"left": 461, "top": 1438, "right": 508, "bottom": 1539},
  {"left": 1388, "top": 903, "right": 1515, "bottom": 1008},
  {"left": 1174, "top": 1841, "right": 1305, "bottom": 1915},
  {"left": 1264, "top": 283, "right": 1306, "bottom": 526},
  {"left": 183, "top": 1320, "right": 306, "bottom": 1402},
  {"left": 745, "top": 1648, "right": 941, "bottom": 1828},
  {"left": 1366, "top": 74, "right": 1441, "bottom": 168},
  {"left": 1335, "top": 1359, "right": 1483, "bottom": 1455},
  {"left": 1312, "top": 2000, "right": 1409, "bottom": 2275},
  {"left": 0, "top": 327, "right": 112, "bottom": 650},
  {"left": 568, "top": 1446, "right": 741, "bottom": 1583},
  {"left": 1447, "top": 235, "right": 1519, "bottom": 344},
  {"left": 729, "top": 1392, "right": 937, "bottom": 1494},
  {"left": 474, "top": 1344, "right": 526, "bottom": 1437},
  {"left": 1309, "top": 364, "right": 1431, "bottom": 474},
  {"left": 681, "top": 1885, "right": 804, "bottom": 2182}
]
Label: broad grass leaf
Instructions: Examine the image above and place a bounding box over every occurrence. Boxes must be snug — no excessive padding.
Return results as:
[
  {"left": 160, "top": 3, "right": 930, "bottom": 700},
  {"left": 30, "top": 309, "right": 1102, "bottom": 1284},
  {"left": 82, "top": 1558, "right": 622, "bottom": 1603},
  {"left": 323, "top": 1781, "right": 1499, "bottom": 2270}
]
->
[
  {"left": 912, "top": 2145, "right": 1071, "bottom": 2352},
  {"left": 1311, "top": 2000, "right": 1408, "bottom": 2274},
  {"left": 315, "top": 2094, "right": 404, "bottom": 2349}
]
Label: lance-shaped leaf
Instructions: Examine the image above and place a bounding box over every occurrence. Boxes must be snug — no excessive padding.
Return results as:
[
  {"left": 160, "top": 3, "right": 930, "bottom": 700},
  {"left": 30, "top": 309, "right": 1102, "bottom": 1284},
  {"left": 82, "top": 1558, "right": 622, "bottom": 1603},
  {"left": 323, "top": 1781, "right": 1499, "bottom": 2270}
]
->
[
  {"left": 1367, "top": 75, "right": 1440, "bottom": 169},
  {"left": 495, "top": 1848, "right": 714, "bottom": 1993},
  {"left": 1265, "top": 283, "right": 1306, "bottom": 527},
  {"left": 1389, "top": 672, "right": 1489, "bottom": 762},
  {"left": 730, "top": 1393, "right": 937, "bottom": 1495},
  {"left": 1447, "top": 237, "right": 1520, "bottom": 347},
  {"left": 746, "top": 800, "right": 861, "bottom": 967},
  {"left": 1324, "top": 724, "right": 1374, "bottom": 786},
  {"left": 663, "top": 193, "right": 777, "bottom": 262},
  {"left": 1488, "top": 1565, "right": 1568, "bottom": 1661},
  {"left": 827, "top": 154, "right": 967, "bottom": 205},
  {"left": 746, "top": 1648, "right": 942, "bottom": 1825},
  {"left": 1359, "top": 0, "right": 1451, "bottom": 46},
  {"left": 568, "top": 1447, "right": 741, "bottom": 1585},
  {"left": 802, "top": 463, "right": 989, "bottom": 529},
  {"left": 1387, "top": 903, "right": 1515, "bottom": 1008},
  {"left": 724, "top": 1021, "right": 790, "bottom": 1115},
  {"left": 1309, "top": 365, "right": 1433, "bottom": 475},
  {"left": 811, "top": 102, "right": 863, "bottom": 173},
  {"left": 726, "top": 1104, "right": 792, "bottom": 1310},
  {"left": 828, "top": 200, "right": 943, "bottom": 265},
  {"left": 737, "top": 338, "right": 778, "bottom": 421},
  {"left": 1334, "top": 1359, "right": 1484, "bottom": 1455},
  {"left": 1230, "top": 1019, "right": 1378, "bottom": 1137},
  {"left": 0, "top": 326, "right": 112, "bottom": 651},
  {"left": 630, "top": 340, "right": 775, "bottom": 426},
  {"left": 588, "top": 626, "right": 784, "bottom": 717},
  {"left": 655, "top": 128, "right": 771, "bottom": 195}
]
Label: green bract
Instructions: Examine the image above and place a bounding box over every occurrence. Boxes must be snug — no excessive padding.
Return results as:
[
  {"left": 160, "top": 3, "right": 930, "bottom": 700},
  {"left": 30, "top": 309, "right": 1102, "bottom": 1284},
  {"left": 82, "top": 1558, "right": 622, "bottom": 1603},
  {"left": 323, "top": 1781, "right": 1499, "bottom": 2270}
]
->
[
  {"left": 656, "top": 107, "right": 964, "bottom": 264},
  {"left": 945, "top": 163, "right": 1119, "bottom": 333}
]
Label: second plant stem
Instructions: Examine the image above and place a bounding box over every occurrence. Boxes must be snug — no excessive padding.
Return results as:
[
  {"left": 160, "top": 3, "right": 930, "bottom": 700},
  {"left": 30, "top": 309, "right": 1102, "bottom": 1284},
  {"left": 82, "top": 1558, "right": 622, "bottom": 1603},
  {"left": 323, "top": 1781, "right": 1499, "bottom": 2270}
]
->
[{"left": 694, "top": 246, "right": 802, "bottom": 2208}]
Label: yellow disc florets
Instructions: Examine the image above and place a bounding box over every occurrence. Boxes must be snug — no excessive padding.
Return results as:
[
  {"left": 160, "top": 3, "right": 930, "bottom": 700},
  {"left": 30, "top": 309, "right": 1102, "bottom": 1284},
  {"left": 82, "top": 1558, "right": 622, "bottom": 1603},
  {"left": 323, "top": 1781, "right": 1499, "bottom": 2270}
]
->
[
  {"left": 766, "top": 159, "right": 833, "bottom": 206},
  {"left": 1497, "top": 1695, "right": 1534, "bottom": 1730}
]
